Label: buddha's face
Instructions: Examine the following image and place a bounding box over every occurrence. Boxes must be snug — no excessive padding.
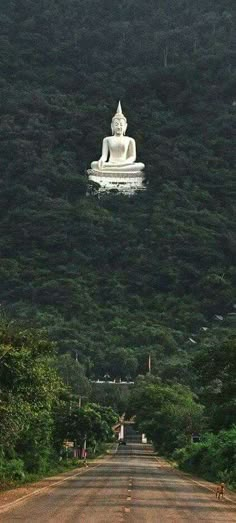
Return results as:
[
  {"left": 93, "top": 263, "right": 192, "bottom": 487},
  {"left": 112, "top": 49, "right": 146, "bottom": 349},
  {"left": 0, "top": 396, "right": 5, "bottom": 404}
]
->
[{"left": 111, "top": 117, "right": 127, "bottom": 136}]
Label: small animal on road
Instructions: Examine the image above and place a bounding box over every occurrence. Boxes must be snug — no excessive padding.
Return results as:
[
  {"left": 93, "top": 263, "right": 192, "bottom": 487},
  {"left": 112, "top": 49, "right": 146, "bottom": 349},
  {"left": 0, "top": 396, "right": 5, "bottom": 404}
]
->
[{"left": 216, "top": 483, "right": 225, "bottom": 500}]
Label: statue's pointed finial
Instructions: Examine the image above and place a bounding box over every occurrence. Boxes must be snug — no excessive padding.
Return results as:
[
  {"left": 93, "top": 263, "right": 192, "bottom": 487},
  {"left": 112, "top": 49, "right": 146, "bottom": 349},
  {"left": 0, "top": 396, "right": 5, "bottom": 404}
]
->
[
  {"left": 112, "top": 101, "right": 127, "bottom": 122},
  {"left": 117, "top": 101, "right": 122, "bottom": 114}
]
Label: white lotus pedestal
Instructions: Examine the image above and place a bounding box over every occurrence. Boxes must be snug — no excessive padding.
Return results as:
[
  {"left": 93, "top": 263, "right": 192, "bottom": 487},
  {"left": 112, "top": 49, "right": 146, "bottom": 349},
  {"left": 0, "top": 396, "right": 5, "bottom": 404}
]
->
[{"left": 87, "top": 169, "right": 145, "bottom": 195}]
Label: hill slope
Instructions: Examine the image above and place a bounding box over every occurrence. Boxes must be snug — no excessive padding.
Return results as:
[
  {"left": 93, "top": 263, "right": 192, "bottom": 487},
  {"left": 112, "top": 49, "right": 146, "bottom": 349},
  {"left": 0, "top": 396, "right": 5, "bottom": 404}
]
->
[{"left": 0, "top": 0, "right": 235, "bottom": 378}]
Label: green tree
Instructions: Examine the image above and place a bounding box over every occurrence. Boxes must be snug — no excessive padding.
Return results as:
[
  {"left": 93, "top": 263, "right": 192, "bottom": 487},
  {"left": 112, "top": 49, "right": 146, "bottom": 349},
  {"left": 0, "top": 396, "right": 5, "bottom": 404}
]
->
[
  {"left": 192, "top": 335, "right": 236, "bottom": 431},
  {"left": 54, "top": 353, "right": 91, "bottom": 398},
  {"left": 58, "top": 402, "right": 118, "bottom": 450},
  {"left": 129, "top": 377, "right": 204, "bottom": 454},
  {"left": 0, "top": 319, "right": 62, "bottom": 473}
]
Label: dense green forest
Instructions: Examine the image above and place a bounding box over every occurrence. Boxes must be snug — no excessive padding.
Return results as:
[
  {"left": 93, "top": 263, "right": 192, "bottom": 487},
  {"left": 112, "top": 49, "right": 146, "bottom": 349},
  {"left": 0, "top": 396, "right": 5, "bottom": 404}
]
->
[{"left": 0, "top": 0, "right": 235, "bottom": 486}]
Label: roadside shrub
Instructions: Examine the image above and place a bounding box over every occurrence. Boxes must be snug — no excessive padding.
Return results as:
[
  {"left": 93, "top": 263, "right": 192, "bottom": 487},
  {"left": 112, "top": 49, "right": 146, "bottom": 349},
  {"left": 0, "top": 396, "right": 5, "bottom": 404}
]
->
[
  {"left": 174, "top": 426, "right": 236, "bottom": 488},
  {"left": 2, "top": 458, "right": 25, "bottom": 482}
]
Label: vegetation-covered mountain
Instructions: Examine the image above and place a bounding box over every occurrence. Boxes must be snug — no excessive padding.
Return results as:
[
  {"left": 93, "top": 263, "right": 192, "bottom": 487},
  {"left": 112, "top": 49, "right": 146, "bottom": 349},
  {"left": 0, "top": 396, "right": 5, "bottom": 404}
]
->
[
  {"left": 0, "top": 0, "right": 235, "bottom": 489},
  {"left": 0, "top": 0, "right": 235, "bottom": 382}
]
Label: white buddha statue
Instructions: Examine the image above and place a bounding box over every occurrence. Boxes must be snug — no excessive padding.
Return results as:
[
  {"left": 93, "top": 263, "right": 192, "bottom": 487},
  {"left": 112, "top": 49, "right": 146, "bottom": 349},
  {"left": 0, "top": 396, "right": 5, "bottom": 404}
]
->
[{"left": 90, "top": 102, "right": 145, "bottom": 174}]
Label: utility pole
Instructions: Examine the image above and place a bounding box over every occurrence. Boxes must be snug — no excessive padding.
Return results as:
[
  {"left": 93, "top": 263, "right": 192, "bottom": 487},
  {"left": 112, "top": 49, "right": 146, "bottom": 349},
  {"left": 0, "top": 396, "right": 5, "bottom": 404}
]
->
[
  {"left": 83, "top": 434, "right": 88, "bottom": 466},
  {"left": 148, "top": 353, "right": 152, "bottom": 374},
  {"left": 78, "top": 395, "right": 87, "bottom": 408}
]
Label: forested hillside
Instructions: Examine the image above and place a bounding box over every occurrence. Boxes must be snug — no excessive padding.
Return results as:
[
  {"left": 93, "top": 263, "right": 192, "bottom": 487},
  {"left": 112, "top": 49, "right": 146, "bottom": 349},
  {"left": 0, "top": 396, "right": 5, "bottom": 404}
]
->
[{"left": 0, "top": 0, "right": 235, "bottom": 381}]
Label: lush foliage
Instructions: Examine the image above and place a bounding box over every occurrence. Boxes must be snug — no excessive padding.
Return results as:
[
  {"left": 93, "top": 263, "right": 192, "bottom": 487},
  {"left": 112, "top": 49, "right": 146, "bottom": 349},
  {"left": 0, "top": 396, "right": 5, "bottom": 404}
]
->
[
  {"left": 0, "top": 320, "right": 117, "bottom": 485},
  {"left": 174, "top": 426, "right": 236, "bottom": 489},
  {"left": 57, "top": 402, "right": 118, "bottom": 451},
  {"left": 130, "top": 333, "right": 236, "bottom": 485},
  {"left": 192, "top": 334, "right": 236, "bottom": 431},
  {"left": 54, "top": 353, "right": 91, "bottom": 397},
  {"left": 129, "top": 376, "right": 204, "bottom": 453},
  {"left": 0, "top": 319, "right": 62, "bottom": 475}
]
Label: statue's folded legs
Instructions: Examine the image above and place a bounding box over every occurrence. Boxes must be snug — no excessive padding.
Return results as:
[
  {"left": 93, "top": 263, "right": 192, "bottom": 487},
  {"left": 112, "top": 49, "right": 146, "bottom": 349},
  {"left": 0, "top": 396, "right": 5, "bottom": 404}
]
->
[{"left": 91, "top": 161, "right": 145, "bottom": 173}]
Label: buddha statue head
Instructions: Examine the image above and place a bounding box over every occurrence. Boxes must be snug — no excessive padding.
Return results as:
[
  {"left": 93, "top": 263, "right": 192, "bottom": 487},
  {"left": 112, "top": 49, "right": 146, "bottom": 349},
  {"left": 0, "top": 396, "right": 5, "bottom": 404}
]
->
[{"left": 111, "top": 101, "right": 127, "bottom": 136}]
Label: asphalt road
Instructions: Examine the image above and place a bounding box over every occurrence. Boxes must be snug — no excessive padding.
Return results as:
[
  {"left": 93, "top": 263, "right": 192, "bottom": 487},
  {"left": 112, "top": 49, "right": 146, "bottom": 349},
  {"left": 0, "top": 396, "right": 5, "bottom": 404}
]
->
[{"left": 0, "top": 443, "right": 236, "bottom": 522}]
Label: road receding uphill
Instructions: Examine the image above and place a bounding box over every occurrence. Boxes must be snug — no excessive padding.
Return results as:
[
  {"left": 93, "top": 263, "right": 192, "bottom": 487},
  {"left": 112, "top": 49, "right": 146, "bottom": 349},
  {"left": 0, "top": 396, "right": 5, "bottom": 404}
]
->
[{"left": 0, "top": 444, "right": 235, "bottom": 522}]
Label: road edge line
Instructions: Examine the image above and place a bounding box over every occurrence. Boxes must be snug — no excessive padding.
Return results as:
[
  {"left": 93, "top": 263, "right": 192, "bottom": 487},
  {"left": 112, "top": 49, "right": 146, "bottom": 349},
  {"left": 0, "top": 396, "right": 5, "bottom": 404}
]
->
[
  {"left": 154, "top": 456, "right": 236, "bottom": 505},
  {"left": 0, "top": 453, "right": 115, "bottom": 513}
]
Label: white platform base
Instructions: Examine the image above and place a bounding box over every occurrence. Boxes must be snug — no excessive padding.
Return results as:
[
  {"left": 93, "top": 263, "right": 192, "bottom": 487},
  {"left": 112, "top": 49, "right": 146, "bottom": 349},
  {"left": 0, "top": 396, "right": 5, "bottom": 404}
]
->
[{"left": 87, "top": 170, "right": 145, "bottom": 195}]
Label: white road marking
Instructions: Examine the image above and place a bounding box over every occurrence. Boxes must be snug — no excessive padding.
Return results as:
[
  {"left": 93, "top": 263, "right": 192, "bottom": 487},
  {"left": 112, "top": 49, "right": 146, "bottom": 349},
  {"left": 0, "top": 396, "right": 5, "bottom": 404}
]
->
[{"left": 0, "top": 462, "right": 103, "bottom": 513}]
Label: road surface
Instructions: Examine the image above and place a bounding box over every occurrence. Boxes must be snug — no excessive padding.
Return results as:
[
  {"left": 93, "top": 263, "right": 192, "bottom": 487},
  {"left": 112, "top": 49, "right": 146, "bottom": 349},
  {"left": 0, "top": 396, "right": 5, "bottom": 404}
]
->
[{"left": 0, "top": 443, "right": 236, "bottom": 522}]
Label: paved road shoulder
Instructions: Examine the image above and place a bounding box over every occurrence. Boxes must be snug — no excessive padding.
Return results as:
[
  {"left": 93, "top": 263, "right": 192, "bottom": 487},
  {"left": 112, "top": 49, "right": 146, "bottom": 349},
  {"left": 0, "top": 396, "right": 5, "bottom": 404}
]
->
[{"left": 0, "top": 454, "right": 112, "bottom": 512}]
